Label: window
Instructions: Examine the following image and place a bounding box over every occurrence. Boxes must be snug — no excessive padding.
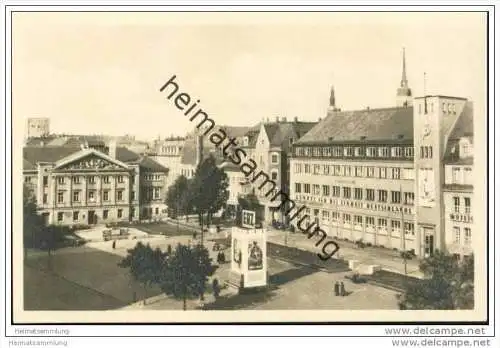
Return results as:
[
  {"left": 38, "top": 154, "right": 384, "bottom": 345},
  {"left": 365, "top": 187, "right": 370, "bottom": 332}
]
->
[
  {"left": 391, "top": 220, "right": 401, "bottom": 232},
  {"left": 24, "top": 176, "right": 31, "bottom": 183},
  {"left": 295, "top": 183, "right": 301, "bottom": 193},
  {"left": 464, "top": 228, "right": 471, "bottom": 245},
  {"left": 304, "top": 164, "right": 311, "bottom": 174},
  {"left": 391, "top": 191, "right": 401, "bottom": 204},
  {"left": 72, "top": 176, "right": 80, "bottom": 184},
  {"left": 271, "top": 171, "right": 278, "bottom": 180},
  {"left": 117, "top": 175, "right": 124, "bottom": 183},
  {"left": 313, "top": 165, "right": 321, "bottom": 175},
  {"left": 103, "top": 190, "right": 109, "bottom": 201},
  {"left": 464, "top": 197, "right": 471, "bottom": 213},
  {"left": 391, "top": 147, "right": 403, "bottom": 157},
  {"left": 73, "top": 211, "right": 79, "bottom": 221},
  {"left": 322, "top": 185, "right": 330, "bottom": 196},
  {"left": 366, "top": 216, "right": 375, "bottom": 227},
  {"left": 131, "top": 191, "right": 135, "bottom": 200},
  {"left": 42, "top": 194, "right": 48, "bottom": 204},
  {"left": 453, "top": 196, "right": 460, "bottom": 213},
  {"left": 88, "top": 176, "right": 95, "bottom": 184},
  {"left": 366, "top": 147, "right": 377, "bottom": 157},
  {"left": 404, "top": 192, "right": 415, "bottom": 205},
  {"left": 103, "top": 210, "right": 109, "bottom": 219},
  {"left": 88, "top": 190, "right": 95, "bottom": 202},
  {"left": 304, "top": 184, "right": 311, "bottom": 194},
  {"left": 366, "top": 189, "right": 375, "bottom": 201},
  {"left": 402, "top": 168, "right": 415, "bottom": 180},
  {"left": 333, "top": 165, "right": 342, "bottom": 176},
  {"left": 155, "top": 207, "right": 159, "bottom": 215},
  {"left": 378, "top": 147, "right": 390, "bottom": 157},
  {"left": 313, "top": 184, "right": 320, "bottom": 195},
  {"left": 117, "top": 190, "right": 123, "bottom": 201},
  {"left": 404, "top": 223, "right": 415, "bottom": 235},
  {"left": 404, "top": 147, "right": 414, "bottom": 158},
  {"left": 332, "top": 212, "right": 340, "bottom": 222},
  {"left": 354, "top": 188, "right": 363, "bottom": 200},
  {"left": 344, "top": 166, "right": 352, "bottom": 177},
  {"left": 354, "top": 215, "right": 363, "bottom": 226},
  {"left": 332, "top": 147, "right": 343, "bottom": 156},
  {"left": 323, "top": 147, "right": 332, "bottom": 157},
  {"left": 57, "top": 177, "right": 65, "bottom": 185},
  {"left": 271, "top": 154, "right": 279, "bottom": 163},
  {"left": 420, "top": 146, "right": 433, "bottom": 159},
  {"left": 43, "top": 176, "right": 48, "bottom": 186},
  {"left": 344, "top": 147, "right": 354, "bottom": 156},
  {"left": 343, "top": 187, "right": 351, "bottom": 199},
  {"left": 355, "top": 166, "right": 363, "bottom": 177},
  {"left": 354, "top": 147, "right": 363, "bottom": 157},
  {"left": 378, "top": 218, "right": 388, "bottom": 229},
  {"left": 103, "top": 176, "right": 110, "bottom": 184},
  {"left": 379, "top": 167, "right": 387, "bottom": 179},
  {"left": 366, "top": 167, "right": 375, "bottom": 177},
  {"left": 73, "top": 191, "right": 80, "bottom": 202},
  {"left": 117, "top": 209, "right": 123, "bottom": 218},
  {"left": 452, "top": 167, "right": 461, "bottom": 184},
  {"left": 453, "top": 227, "right": 460, "bottom": 243},
  {"left": 464, "top": 167, "right": 472, "bottom": 184},
  {"left": 332, "top": 186, "right": 340, "bottom": 197},
  {"left": 294, "top": 163, "right": 302, "bottom": 173},
  {"left": 378, "top": 190, "right": 388, "bottom": 202},
  {"left": 392, "top": 168, "right": 401, "bottom": 179},
  {"left": 154, "top": 187, "right": 160, "bottom": 199},
  {"left": 313, "top": 147, "right": 321, "bottom": 157},
  {"left": 57, "top": 212, "right": 63, "bottom": 222},
  {"left": 57, "top": 191, "right": 64, "bottom": 203},
  {"left": 322, "top": 210, "right": 329, "bottom": 220},
  {"left": 323, "top": 165, "right": 330, "bottom": 175},
  {"left": 131, "top": 208, "right": 135, "bottom": 218},
  {"left": 343, "top": 213, "right": 351, "bottom": 223}
]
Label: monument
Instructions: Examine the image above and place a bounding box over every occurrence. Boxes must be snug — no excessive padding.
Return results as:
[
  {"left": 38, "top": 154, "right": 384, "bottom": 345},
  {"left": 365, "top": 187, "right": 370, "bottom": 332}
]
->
[{"left": 227, "top": 210, "right": 268, "bottom": 292}]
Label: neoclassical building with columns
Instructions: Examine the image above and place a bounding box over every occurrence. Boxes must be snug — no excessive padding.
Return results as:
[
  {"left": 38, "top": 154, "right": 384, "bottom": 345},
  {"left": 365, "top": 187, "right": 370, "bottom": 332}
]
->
[{"left": 23, "top": 141, "right": 169, "bottom": 226}]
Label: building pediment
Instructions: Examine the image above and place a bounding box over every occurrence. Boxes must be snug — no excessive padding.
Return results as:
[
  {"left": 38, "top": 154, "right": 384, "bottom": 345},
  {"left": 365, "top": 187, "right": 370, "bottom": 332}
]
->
[{"left": 53, "top": 149, "right": 130, "bottom": 172}]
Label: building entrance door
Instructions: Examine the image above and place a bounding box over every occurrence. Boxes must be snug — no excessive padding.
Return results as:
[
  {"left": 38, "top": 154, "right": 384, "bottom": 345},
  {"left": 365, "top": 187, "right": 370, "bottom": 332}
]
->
[
  {"left": 424, "top": 227, "right": 434, "bottom": 257},
  {"left": 88, "top": 210, "right": 97, "bottom": 225}
]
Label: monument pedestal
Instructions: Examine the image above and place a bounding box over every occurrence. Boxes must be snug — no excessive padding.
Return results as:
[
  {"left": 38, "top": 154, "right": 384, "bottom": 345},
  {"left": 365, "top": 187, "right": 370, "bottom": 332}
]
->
[{"left": 225, "top": 226, "right": 268, "bottom": 293}]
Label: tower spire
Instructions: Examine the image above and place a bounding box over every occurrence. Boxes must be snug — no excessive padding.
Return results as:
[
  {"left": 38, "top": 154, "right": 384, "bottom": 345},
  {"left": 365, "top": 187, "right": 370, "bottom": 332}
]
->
[
  {"left": 329, "top": 86, "right": 336, "bottom": 109},
  {"left": 401, "top": 47, "right": 408, "bottom": 88}
]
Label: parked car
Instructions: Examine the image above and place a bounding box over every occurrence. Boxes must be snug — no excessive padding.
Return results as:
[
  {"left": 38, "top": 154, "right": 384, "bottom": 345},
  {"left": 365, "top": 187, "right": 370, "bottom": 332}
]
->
[{"left": 61, "top": 235, "right": 86, "bottom": 247}]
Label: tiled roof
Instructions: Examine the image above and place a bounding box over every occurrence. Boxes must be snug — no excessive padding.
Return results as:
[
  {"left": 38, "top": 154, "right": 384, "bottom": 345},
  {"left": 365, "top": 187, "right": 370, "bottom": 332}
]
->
[
  {"left": 443, "top": 102, "right": 474, "bottom": 162},
  {"left": 296, "top": 107, "right": 414, "bottom": 144},
  {"left": 136, "top": 156, "right": 169, "bottom": 172},
  {"left": 23, "top": 159, "right": 37, "bottom": 171}
]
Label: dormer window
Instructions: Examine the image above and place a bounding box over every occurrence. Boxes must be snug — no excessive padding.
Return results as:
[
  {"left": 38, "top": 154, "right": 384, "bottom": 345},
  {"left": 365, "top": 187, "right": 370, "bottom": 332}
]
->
[{"left": 459, "top": 138, "right": 473, "bottom": 158}]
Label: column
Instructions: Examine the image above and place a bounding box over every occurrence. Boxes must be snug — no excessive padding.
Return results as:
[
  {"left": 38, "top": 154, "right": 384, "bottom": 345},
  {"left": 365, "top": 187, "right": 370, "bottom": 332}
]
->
[
  {"left": 82, "top": 175, "right": 87, "bottom": 206},
  {"left": 97, "top": 175, "right": 102, "bottom": 205},
  {"left": 69, "top": 175, "right": 73, "bottom": 208},
  {"left": 111, "top": 174, "right": 116, "bottom": 205}
]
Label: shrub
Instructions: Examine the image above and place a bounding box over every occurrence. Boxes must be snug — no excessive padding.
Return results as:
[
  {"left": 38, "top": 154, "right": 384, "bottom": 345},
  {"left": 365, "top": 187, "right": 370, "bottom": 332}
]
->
[{"left": 366, "top": 242, "right": 372, "bottom": 247}]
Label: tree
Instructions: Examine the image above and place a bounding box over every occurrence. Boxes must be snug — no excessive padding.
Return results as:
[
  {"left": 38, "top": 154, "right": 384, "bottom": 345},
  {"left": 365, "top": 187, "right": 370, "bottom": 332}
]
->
[
  {"left": 189, "top": 155, "right": 229, "bottom": 243},
  {"left": 23, "top": 183, "right": 45, "bottom": 259},
  {"left": 118, "top": 242, "right": 164, "bottom": 305},
  {"left": 398, "top": 251, "right": 474, "bottom": 310},
  {"left": 159, "top": 243, "right": 216, "bottom": 310},
  {"left": 236, "top": 192, "right": 262, "bottom": 226},
  {"left": 165, "top": 175, "right": 191, "bottom": 219}
]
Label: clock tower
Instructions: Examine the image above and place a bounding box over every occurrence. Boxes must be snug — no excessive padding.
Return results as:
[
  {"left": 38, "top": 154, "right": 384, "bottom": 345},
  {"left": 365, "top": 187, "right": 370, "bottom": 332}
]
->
[{"left": 413, "top": 95, "right": 469, "bottom": 257}]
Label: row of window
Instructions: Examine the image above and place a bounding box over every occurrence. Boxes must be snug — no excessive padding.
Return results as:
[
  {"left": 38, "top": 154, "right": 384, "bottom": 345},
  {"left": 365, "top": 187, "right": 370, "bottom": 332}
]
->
[
  {"left": 417, "top": 101, "right": 457, "bottom": 115},
  {"left": 57, "top": 209, "right": 125, "bottom": 222},
  {"left": 301, "top": 210, "right": 416, "bottom": 235},
  {"left": 56, "top": 190, "right": 130, "bottom": 204},
  {"left": 449, "top": 166, "right": 473, "bottom": 186},
  {"left": 46, "top": 175, "right": 129, "bottom": 186},
  {"left": 453, "top": 196, "right": 472, "bottom": 213},
  {"left": 293, "top": 163, "right": 414, "bottom": 180},
  {"left": 453, "top": 226, "right": 472, "bottom": 245},
  {"left": 420, "top": 146, "right": 433, "bottom": 159},
  {"left": 144, "top": 174, "right": 163, "bottom": 181},
  {"left": 295, "top": 184, "right": 415, "bottom": 205},
  {"left": 294, "top": 146, "right": 414, "bottom": 159}
]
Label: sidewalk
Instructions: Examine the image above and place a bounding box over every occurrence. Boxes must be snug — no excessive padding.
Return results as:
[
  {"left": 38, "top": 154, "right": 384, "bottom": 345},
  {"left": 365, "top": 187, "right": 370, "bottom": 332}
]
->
[{"left": 266, "top": 229, "right": 424, "bottom": 278}]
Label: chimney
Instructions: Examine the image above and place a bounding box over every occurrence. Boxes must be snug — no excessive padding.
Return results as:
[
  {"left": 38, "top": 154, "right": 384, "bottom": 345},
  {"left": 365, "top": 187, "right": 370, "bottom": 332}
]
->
[
  {"left": 294, "top": 116, "right": 298, "bottom": 122},
  {"left": 195, "top": 134, "right": 204, "bottom": 167},
  {"left": 108, "top": 139, "right": 117, "bottom": 159}
]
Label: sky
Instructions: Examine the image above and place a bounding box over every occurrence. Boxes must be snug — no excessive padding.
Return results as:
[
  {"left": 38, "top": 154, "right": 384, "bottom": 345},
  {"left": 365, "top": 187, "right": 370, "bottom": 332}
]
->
[{"left": 12, "top": 11, "right": 486, "bottom": 141}]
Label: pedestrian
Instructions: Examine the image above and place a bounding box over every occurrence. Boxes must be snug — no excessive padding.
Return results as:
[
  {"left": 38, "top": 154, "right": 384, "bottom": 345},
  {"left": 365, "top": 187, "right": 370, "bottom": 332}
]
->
[
  {"left": 334, "top": 281, "right": 340, "bottom": 296},
  {"left": 212, "top": 278, "right": 220, "bottom": 299},
  {"left": 112, "top": 240, "right": 116, "bottom": 249},
  {"left": 340, "top": 281, "right": 346, "bottom": 297}
]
